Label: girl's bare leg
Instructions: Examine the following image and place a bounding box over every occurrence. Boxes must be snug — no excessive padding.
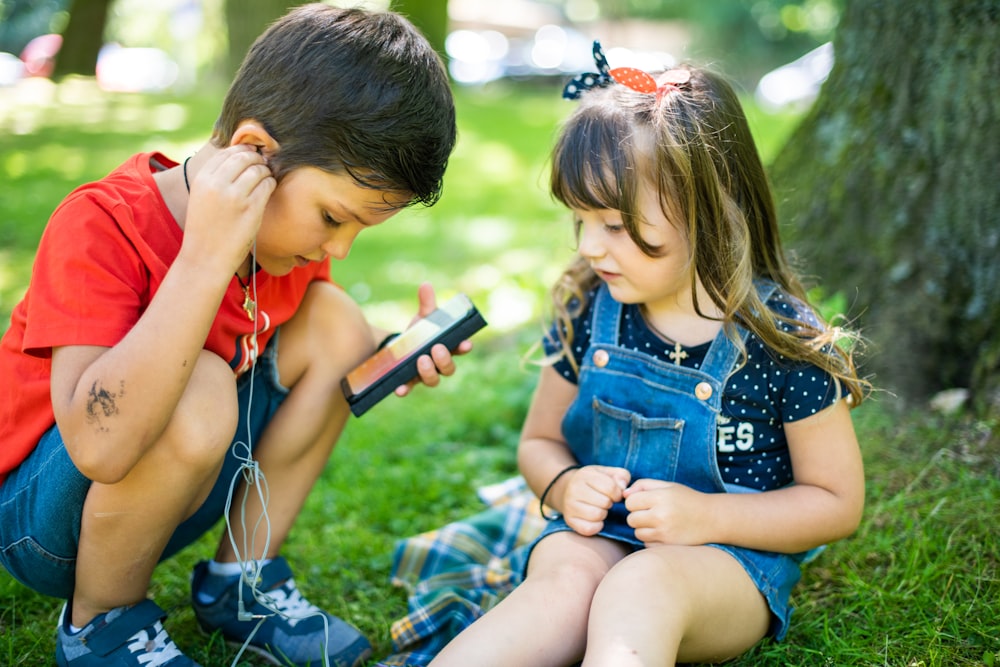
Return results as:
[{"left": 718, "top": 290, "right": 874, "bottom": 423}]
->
[
  {"left": 582, "top": 545, "right": 771, "bottom": 667},
  {"left": 429, "top": 531, "right": 630, "bottom": 667}
]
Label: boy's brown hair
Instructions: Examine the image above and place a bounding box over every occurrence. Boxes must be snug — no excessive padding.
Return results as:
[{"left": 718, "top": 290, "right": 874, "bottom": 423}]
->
[{"left": 213, "top": 3, "right": 456, "bottom": 208}]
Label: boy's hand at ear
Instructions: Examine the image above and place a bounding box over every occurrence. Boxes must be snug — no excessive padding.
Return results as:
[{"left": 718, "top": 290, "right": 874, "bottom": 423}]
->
[
  {"left": 393, "top": 282, "right": 474, "bottom": 396},
  {"left": 180, "top": 144, "right": 276, "bottom": 277}
]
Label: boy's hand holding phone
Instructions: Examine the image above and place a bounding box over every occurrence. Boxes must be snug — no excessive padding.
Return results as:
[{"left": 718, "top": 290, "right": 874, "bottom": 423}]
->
[{"left": 342, "top": 285, "right": 486, "bottom": 416}]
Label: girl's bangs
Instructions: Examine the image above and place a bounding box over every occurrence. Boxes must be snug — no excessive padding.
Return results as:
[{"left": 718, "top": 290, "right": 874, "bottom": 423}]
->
[{"left": 552, "top": 113, "right": 633, "bottom": 212}]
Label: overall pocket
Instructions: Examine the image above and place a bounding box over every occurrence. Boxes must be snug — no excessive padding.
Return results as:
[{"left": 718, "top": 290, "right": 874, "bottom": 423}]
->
[{"left": 592, "top": 397, "right": 685, "bottom": 482}]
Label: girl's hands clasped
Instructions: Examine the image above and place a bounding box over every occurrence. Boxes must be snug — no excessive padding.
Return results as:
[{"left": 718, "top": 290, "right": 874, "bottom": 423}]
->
[
  {"left": 559, "top": 465, "right": 631, "bottom": 537},
  {"left": 623, "top": 479, "right": 711, "bottom": 546}
]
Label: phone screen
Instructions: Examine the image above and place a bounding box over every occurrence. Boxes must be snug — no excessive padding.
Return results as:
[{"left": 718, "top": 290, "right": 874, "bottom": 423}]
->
[{"left": 344, "top": 294, "right": 477, "bottom": 395}]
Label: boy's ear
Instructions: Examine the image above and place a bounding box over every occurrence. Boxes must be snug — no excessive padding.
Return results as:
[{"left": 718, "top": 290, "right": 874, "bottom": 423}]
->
[{"left": 230, "top": 120, "right": 280, "bottom": 158}]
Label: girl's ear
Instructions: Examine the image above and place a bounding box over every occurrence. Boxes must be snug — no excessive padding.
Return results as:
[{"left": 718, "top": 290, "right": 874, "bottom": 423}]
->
[{"left": 230, "top": 120, "right": 280, "bottom": 159}]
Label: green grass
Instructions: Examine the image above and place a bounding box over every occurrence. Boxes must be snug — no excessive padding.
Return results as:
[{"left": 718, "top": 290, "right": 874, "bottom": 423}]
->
[{"left": 1, "top": 78, "right": 998, "bottom": 667}]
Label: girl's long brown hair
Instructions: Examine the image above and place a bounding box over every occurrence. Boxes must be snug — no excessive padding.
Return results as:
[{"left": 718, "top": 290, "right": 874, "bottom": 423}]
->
[{"left": 548, "top": 65, "right": 869, "bottom": 406}]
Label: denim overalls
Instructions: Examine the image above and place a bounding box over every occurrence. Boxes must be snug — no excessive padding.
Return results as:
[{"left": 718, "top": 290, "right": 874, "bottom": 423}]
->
[{"left": 531, "top": 283, "right": 804, "bottom": 639}]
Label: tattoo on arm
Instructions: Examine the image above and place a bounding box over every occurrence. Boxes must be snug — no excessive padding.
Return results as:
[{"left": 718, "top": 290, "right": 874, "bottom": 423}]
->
[{"left": 86, "top": 381, "right": 120, "bottom": 429}]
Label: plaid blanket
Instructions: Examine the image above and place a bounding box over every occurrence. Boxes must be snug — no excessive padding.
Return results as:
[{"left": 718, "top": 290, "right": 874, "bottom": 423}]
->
[
  {"left": 375, "top": 477, "right": 546, "bottom": 667},
  {"left": 374, "top": 477, "right": 827, "bottom": 666}
]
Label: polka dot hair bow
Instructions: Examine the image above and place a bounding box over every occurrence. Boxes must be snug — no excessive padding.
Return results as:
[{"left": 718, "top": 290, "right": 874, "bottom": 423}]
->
[{"left": 562, "top": 40, "right": 691, "bottom": 103}]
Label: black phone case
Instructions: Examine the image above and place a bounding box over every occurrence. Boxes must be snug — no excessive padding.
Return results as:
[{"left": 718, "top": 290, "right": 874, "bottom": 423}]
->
[{"left": 341, "top": 300, "right": 487, "bottom": 417}]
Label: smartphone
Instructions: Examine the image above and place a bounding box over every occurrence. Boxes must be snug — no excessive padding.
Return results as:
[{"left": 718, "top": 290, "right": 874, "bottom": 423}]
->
[{"left": 341, "top": 293, "right": 487, "bottom": 417}]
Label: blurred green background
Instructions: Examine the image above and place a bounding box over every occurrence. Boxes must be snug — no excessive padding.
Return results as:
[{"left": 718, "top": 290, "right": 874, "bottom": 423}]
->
[
  {"left": 8, "top": 3, "right": 997, "bottom": 667},
  {"left": 0, "top": 0, "right": 840, "bottom": 86},
  {"left": 0, "top": 0, "right": 817, "bottom": 338}
]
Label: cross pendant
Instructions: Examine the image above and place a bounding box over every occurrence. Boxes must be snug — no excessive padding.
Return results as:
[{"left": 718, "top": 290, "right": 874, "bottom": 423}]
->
[
  {"left": 669, "top": 341, "right": 688, "bottom": 365},
  {"left": 242, "top": 287, "right": 256, "bottom": 321}
]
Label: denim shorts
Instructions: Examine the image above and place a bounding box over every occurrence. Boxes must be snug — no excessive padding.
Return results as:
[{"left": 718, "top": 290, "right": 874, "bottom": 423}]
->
[
  {"left": 0, "top": 335, "right": 288, "bottom": 599},
  {"left": 526, "top": 522, "right": 804, "bottom": 641}
]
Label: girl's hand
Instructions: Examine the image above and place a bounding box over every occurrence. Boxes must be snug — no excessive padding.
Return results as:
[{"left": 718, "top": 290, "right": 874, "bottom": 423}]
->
[
  {"left": 623, "top": 479, "right": 710, "bottom": 546},
  {"left": 182, "top": 145, "right": 275, "bottom": 275},
  {"left": 394, "top": 282, "right": 473, "bottom": 397},
  {"left": 559, "top": 465, "right": 631, "bottom": 537}
]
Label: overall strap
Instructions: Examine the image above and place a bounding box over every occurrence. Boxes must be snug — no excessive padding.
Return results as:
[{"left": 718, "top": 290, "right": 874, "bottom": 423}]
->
[
  {"left": 698, "top": 326, "right": 743, "bottom": 382},
  {"left": 589, "top": 280, "right": 780, "bottom": 381},
  {"left": 753, "top": 278, "right": 780, "bottom": 308},
  {"left": 696, "top": 279, "right": 781, "bottom": 382},
  {"left": 591, "top": 284, "right": 621, "bottom": 346}
]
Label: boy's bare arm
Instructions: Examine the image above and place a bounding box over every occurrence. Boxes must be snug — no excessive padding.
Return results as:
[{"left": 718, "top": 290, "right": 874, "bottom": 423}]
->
[
  {"left": 51, "top": 262, "right": 233, "bottom": 482},
  {"left": 50, "top": 146, "right": 273, "bottom": 483}
]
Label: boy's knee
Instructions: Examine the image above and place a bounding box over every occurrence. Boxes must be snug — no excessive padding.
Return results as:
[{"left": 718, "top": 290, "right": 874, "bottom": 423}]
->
[
  {"left": 307, "top": 281, "right": 369, "bottom": 339},
  {"left": 165, "top": 350, "right": 239, "bottom": 466},
  {"left": 279, "top": 282, "right": 374, "bottom": 384}
]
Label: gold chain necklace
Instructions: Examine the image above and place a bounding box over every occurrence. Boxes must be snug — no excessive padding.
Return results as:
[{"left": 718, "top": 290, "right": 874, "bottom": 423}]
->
[
  {"left": 639, "top": 306, "right": 689, "bottom": 366},
  {"left": 234, "top": 268, "right": 257, "bottom": 321}
]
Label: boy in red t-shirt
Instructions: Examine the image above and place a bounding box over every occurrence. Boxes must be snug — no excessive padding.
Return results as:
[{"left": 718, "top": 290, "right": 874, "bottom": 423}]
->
[{"left": 0, "top": 5, "right": 460, "bottom": 666}]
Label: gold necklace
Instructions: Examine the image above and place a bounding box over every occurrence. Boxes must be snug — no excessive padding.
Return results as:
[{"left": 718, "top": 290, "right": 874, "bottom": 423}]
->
[
  {"left": 639, "top": 306, "right": 688, "bottom": 366},
  {"left": 235, "top": 268, "right": 257, "bottom": 321}
]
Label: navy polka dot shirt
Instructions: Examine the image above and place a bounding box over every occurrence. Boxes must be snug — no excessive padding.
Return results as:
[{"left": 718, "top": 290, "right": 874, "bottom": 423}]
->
[{"left": 544, "top": 287, "right": 841, "bottom": 491}]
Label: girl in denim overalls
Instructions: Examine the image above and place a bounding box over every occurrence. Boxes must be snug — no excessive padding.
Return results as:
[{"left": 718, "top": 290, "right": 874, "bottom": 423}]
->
[{"left": 430, "top": 43, "right": 869, "bottom": 667}]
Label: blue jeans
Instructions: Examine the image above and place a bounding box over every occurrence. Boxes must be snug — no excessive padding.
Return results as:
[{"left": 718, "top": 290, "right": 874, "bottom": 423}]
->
[{"left": 0, "top": 336, "right": 288, "bottom": 599}]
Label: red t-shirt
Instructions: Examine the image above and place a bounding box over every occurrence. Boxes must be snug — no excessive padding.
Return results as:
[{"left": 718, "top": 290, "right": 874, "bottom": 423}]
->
[{"left": 0, "top": 152, "right": 330, "bottom": 484}]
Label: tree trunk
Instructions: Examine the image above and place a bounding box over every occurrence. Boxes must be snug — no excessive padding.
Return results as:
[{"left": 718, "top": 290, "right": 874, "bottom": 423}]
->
[
  {"left": 770, "top": 0, "right": 1000, "bottom": 412},
  {"left": 224, "top": 0, "right": 296, "bottom": 79},
  {"left": 390, "top": 0, "right": 449, "bottom": 62},
  {"left": 52, "top": 0, "right": 112, "bottom": 79}
]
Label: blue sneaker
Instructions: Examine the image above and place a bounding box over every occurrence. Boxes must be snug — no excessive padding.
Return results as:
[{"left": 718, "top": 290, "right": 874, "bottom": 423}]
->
[
  {"left": 191, "top": 557, "right": 372, "bottom": 667},
  {"left": 56, "top": 598, "right": 201, "bottom": 666}
]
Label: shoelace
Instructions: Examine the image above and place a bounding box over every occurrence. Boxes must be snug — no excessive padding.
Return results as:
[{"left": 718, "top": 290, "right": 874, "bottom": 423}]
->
[
  {"left": 261, "top": 578, "right": 323, "bottom": 628},
  {"left": 125, "top": 620, "right": 185, "bottom": 665}
]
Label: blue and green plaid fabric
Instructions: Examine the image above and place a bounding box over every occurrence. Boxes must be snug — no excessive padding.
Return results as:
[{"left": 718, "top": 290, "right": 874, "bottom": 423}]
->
[{"left": 376, "top": 477, "right": 545, "bottom": 667}]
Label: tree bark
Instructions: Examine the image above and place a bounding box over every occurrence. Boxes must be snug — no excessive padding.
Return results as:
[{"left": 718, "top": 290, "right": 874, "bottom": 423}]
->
[
  {"left": 770, "top": 0, "right": 1000, "bottom": 412},
  {"left": 52, "top": 0, "right": 112, "bottom": 79}
]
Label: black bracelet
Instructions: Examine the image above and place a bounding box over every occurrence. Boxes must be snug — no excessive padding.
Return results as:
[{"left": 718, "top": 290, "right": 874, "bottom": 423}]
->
[
  {"left": 538, "top": 464, "right": 583, "bottom": 521},
  {"left": 376, "top": 332, "right": 400, "bottom": 351}
]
